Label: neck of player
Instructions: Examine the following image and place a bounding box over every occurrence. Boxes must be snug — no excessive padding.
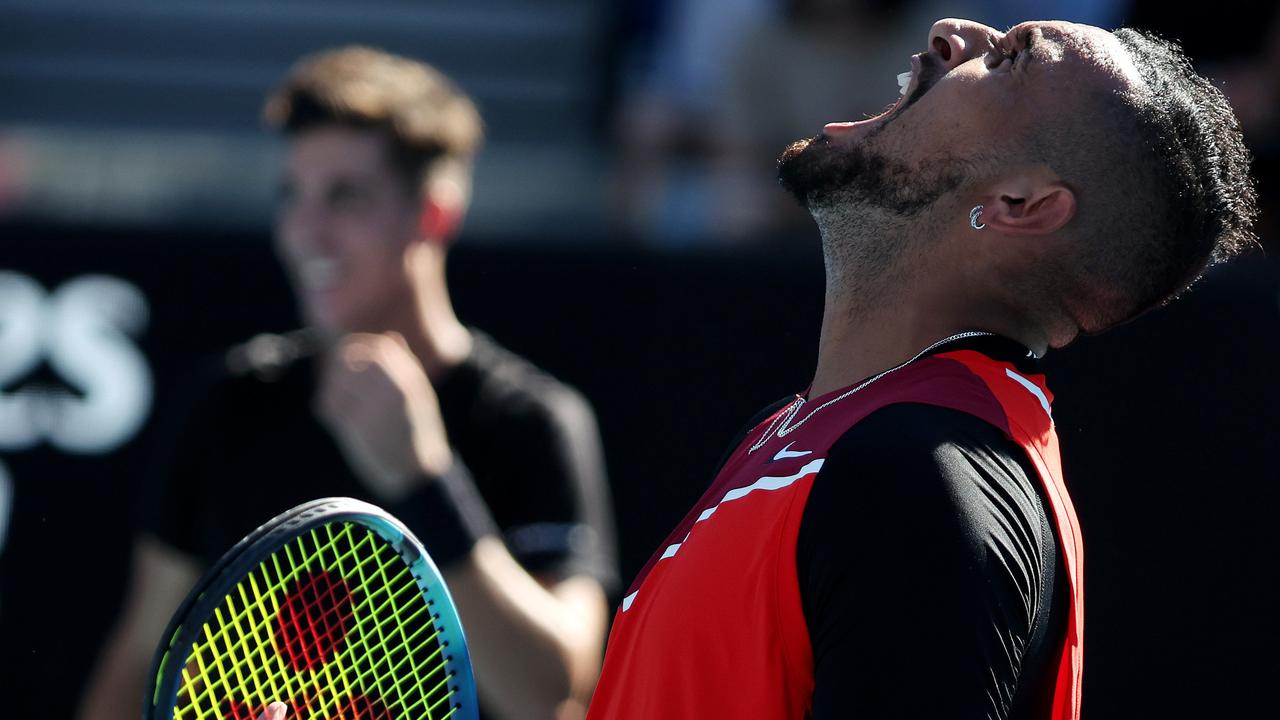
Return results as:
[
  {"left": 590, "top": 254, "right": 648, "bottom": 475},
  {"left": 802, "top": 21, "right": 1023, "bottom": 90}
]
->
[
  {"left": 397, "top": 247, "right": 474, "bottom": 383},
  {"left": 808, "top": 252, "right": 1049, "bottom": 399}
]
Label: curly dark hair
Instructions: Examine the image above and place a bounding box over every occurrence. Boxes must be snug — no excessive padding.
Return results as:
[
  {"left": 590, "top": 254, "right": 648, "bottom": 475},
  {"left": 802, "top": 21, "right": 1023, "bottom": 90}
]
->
[{"left": 1046, "top": 29, "right": 1258, "bottom": 331}]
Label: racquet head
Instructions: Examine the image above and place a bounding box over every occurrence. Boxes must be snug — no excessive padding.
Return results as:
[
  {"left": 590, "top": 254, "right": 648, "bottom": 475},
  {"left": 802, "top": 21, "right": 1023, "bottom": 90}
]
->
[{"left": 145, "top": 497, "right": 477, "bottom": 720}]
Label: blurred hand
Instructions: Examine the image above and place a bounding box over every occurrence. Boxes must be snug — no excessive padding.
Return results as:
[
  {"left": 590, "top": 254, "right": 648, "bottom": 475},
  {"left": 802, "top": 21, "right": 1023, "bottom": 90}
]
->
[
  {"left": 257, "top": 703, "right": 288, "bottom": 720},
  {"left": 316, "top": 333, "right": 453, "bottom": 500}
]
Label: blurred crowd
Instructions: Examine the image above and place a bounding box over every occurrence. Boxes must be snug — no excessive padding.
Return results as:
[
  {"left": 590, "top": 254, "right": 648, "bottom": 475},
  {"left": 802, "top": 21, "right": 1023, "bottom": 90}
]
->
[
  {"left": 609, "top": 0, "right": 1280, "bottom": 247},
  {"left": 1, "top": 1, "right": 1275, "bottom": 249}
]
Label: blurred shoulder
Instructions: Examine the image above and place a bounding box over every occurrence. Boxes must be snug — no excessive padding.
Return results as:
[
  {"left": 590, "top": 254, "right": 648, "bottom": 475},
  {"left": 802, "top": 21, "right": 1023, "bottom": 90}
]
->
[{"left": 463, "top": 330, "right": 597, "bottom": 430}]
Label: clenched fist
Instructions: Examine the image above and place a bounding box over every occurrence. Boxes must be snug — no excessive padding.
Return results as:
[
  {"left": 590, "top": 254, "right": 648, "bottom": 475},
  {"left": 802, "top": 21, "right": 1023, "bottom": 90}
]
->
[{"left": 315, "top": 333, "right": 454, "bottom": 501}]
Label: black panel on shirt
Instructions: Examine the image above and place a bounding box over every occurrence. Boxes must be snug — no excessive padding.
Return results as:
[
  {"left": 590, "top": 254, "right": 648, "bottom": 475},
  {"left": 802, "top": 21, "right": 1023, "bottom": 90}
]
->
[
  {"left": 798, "top": 402, "right": 1067, "bottom": 720},
  {"left": 145, "top": 329, "right": 618, "bottom": 595},
  {"left": 709, "top": 335, "right": 1067, "bottom": 718}
]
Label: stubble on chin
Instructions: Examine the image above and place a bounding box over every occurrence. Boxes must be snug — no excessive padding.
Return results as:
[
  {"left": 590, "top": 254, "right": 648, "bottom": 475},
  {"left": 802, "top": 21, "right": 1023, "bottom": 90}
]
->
[
  {"left": 777, "top": 128, "right": 969, "bottom": 217},
  {"left": 776, "top": 133, "right": 844, "bottom": 209},
  {"left": 776, "top": 129, "right": 982, "bottom": 310}
]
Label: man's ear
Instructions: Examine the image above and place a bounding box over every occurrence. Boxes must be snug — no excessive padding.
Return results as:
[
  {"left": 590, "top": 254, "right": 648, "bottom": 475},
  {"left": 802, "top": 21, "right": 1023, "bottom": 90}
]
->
[
  {"left": 978, "top": 179, "right": 1076, "bottom": 237},
  {"left": 417, "top": 198, "right": 464, "bottom": 246},
  {"left": 416, "top": 181, "right": 467, "bottom": 246}
]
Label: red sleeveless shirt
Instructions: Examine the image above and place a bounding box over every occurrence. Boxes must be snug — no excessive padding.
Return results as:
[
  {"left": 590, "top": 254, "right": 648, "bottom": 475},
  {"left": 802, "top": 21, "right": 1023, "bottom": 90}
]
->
[{"left": 587, "top": 348, "right": 1083, "bottom": 719}]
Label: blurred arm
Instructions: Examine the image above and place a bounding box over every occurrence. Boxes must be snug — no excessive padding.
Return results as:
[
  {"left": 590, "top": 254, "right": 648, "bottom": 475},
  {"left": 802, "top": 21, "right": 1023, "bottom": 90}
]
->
[
  {"left": 446, "top": 539, "right": 609, "bottom": 720},
  {"left": 77, "top": 536, "right": 201, "bottom": 720},
  {"left": 317, "top": 334, "right": 614, "bottom": 718}
]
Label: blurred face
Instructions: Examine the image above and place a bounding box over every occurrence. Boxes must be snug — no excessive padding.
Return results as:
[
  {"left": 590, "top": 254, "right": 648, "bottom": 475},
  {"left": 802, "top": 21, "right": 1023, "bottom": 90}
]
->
[
  {"left": 778, "top": 18, "right": 1140, "bottom": 213},
  {"left": 275, "top": 126, "right": 421, "bottom": 336}
]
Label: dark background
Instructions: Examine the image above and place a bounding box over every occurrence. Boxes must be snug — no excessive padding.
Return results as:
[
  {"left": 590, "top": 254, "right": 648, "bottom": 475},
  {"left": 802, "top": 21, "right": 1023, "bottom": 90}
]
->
[{"left": 3, "top": 0, "right": 1279, "bottom": 717}]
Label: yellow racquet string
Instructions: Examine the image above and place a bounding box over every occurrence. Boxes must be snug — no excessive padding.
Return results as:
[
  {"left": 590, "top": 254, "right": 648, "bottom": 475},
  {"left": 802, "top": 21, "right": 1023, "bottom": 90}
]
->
[{"left": 172, "top": 522, "right": 458, "bottom": 720}]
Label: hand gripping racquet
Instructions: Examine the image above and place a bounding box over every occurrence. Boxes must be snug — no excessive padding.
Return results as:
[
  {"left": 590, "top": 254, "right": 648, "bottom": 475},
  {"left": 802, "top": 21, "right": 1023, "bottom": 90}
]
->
[{"left": 144, "top": 497, "right": 478, "bottom": 720}]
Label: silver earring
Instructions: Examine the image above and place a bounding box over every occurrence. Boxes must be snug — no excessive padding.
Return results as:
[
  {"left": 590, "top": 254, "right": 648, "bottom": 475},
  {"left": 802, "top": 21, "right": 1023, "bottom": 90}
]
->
[{"left": 969, "top": 205, "right": 986, "bottom": 230}]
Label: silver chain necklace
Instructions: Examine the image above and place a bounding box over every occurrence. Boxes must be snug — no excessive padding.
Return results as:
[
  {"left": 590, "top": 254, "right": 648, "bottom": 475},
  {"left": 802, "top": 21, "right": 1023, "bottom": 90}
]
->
[{"left": 749, "top": 330, "right": 994, "bottom": 453}]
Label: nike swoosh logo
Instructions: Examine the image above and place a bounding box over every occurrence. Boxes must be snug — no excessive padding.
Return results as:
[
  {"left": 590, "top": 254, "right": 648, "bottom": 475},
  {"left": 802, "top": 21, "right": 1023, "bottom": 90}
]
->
[{"left": 771, "top": 441, "right": 812, "bottom": 462}]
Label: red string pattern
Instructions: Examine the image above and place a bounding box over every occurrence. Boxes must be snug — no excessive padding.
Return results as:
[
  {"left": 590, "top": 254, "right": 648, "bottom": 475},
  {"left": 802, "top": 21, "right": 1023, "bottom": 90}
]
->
[{"left": 273, "top": 569, "right": 357, "bottom": 672}]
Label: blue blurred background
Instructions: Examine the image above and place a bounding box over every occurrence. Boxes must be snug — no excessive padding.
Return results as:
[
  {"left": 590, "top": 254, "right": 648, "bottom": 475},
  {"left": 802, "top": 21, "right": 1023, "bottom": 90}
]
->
[{"left": 2, "top": 1, "right": 1278, "bottom": 716}]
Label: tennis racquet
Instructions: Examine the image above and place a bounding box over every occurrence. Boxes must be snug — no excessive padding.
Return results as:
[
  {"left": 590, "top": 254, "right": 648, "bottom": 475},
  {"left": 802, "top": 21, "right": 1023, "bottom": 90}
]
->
[{"left": 144, "top": 497, "right": 478, "bottom": 720}]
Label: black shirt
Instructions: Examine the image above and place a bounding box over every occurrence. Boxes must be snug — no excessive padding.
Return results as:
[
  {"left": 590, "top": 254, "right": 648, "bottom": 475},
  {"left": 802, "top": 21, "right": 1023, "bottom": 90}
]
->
[
  {"left": 801, "top": 403, "right": 1066, "bottom": 719},
  {"left": 724, "top": 337, "right": 1067, "bottom": 719},
  {"left": 147, "top": 330, "right": 618, "bottom": 594}
]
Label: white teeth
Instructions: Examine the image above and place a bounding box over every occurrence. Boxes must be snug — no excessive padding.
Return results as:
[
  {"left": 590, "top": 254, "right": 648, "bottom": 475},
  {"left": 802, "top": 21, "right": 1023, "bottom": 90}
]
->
[
  {"left": 897, "top": 71, "right": 912, "bottom": 96},
  {"left": 300, "top": 258, "right": 339, "bottom": 288}
]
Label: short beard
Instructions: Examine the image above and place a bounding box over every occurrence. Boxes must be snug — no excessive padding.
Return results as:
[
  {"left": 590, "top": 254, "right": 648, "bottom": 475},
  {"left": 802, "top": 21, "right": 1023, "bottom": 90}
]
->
[
  {"left": 776, "top": 130, "right": 976, "bottom": 311},
  {"left": 776, "top": 131, "right": 969, "bottom": 215}
]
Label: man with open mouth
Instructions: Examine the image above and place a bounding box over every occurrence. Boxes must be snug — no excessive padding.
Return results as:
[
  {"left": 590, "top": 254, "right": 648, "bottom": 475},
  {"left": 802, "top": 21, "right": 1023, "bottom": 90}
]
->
[
  {"left": 237, "top": 16, "right": 1258, "bottom": 720},
  {"left": 586, "top": 17, "right": 1257, "bottom": 720}
]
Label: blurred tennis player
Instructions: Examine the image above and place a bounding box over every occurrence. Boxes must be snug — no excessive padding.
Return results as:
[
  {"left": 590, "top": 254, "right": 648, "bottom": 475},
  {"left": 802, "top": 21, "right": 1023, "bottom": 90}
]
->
[
  {"left": 80, "top": 47, "right": 617, "bottom": 720},
  {"left": 584, "top": 17, "right": 1255, "bottom": 720}
]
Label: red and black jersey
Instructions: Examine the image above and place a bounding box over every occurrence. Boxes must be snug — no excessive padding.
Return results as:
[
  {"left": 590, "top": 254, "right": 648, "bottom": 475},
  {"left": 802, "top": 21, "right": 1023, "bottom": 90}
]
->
[{"left": 588, "top": 335, "right": 1083, "bottom": 720}]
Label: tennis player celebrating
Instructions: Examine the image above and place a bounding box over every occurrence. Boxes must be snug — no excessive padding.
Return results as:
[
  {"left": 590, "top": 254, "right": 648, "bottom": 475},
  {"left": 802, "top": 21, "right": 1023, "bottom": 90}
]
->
[
  {"left": 585, "top": 18, "right": 1255, "bottom": 720},
  {"left": 219, "top": 17, "right": 1253, "bottom": 720}
]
